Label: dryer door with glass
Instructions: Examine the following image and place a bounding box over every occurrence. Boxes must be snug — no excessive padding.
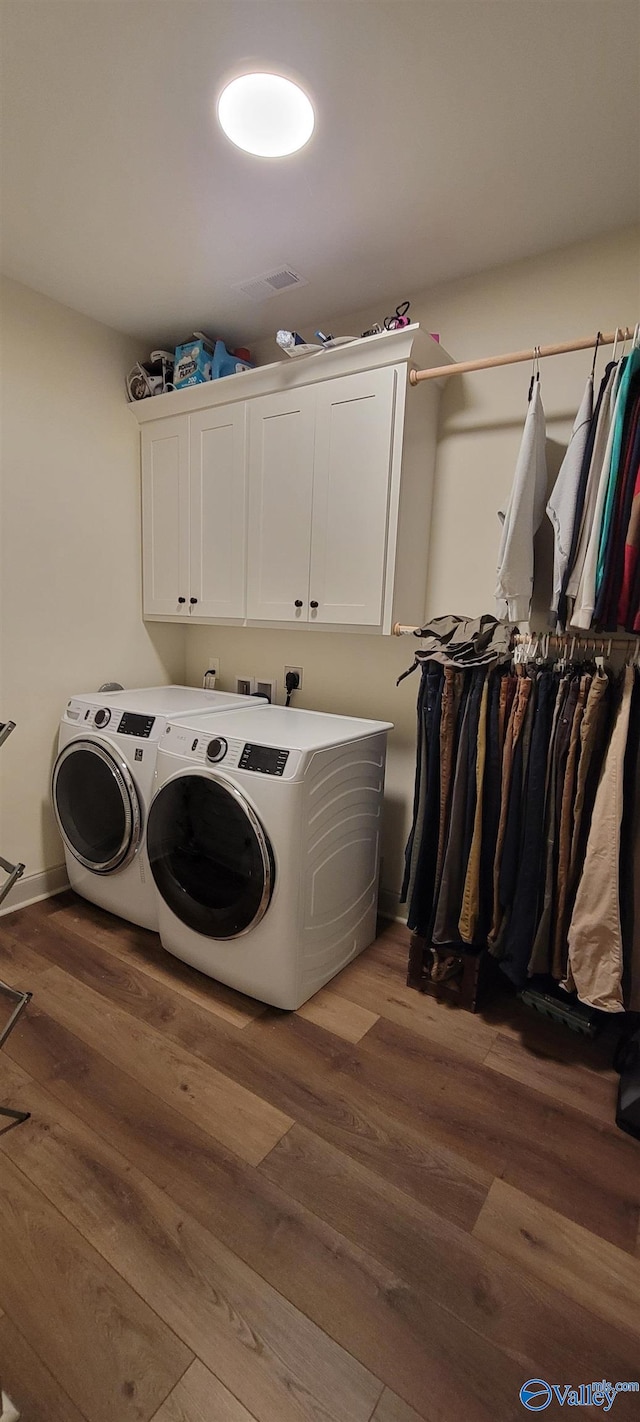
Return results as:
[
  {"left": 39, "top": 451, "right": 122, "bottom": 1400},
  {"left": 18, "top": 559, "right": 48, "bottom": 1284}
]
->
[
  {"left": 147, "top": 771, "right": 274, "bottom": 939},
  {"left": 52, "top": 738, "right": 142, "bottom": 874}
]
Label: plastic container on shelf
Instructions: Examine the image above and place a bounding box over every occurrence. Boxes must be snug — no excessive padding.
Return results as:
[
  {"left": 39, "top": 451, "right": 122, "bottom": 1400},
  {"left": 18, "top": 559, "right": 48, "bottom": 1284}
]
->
[{"left": 211, "top": 340, "right": 254, "bottom": 378}]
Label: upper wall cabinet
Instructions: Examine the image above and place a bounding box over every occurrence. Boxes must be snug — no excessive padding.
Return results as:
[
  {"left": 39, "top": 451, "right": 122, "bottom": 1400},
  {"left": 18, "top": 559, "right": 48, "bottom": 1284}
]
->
[
  {"left": 132, "top": 325, "right": 452, "bottom": 633},
  {"left": 141, "top": 403, "right": 247, "bottom": 619}
]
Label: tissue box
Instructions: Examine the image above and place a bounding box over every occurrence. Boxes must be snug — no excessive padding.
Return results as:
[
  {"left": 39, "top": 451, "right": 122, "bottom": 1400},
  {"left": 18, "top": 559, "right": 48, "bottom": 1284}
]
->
[{"left": 173, "top": 338, "right": 215, "bottom": 389}]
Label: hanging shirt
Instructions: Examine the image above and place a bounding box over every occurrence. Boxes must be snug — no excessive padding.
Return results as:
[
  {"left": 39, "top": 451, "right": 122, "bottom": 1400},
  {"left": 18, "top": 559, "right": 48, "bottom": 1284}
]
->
[
  {"left": 566, "top": 363, "right": 618, "bottom": 615},
  {"left": 546, "top": 375, "right": 593, "bottom": 630},
  {"left": 595, "top": 349, "right": 640, "bottom": 597},
  {"left": 570, "top": 360, "right": 627, "bottom": 630},
  {"left": 608, "top": 373, "right": 640, "bottom": 626},
  {"left": 495, "top": 379, "right": 548, "bottom": 623}
]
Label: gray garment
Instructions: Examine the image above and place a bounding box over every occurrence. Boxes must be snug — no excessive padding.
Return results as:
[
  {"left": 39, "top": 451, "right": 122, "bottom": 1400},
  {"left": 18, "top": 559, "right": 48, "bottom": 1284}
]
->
[
  {"left": 566, "top": 364, "right": 618, "bottom": 608},
  {"left": 527, "top": 675, "right": 571, "bottom": 976},
  {"left": 546, "top": 375, "right": 593, "bottom": 626},
  {"left": 496, "top": 380, "right": 548, "bottom": 623},
  {"left": 406, "top": 704, "right": 429, "bottom": 908},
  {"left": 520, "top": 671, "right": 538, "bottom": 788},
  {"left": 399, "top": 613, "right": 513, "bottom": 678},
  {"left": 570, "top": 361, "right": 626, "bottom": 630},
  {"left": 629, "top": 760, "right": 640, "bottom": 1011},
  {"left": 432, "top": 690, "right": 472, "bottom": 944}
]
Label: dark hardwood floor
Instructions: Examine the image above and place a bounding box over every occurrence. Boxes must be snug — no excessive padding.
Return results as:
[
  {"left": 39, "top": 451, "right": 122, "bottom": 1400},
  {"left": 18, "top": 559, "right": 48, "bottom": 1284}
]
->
[{"left": 1, "top": 892, "right": 639, "bottom": 1422}]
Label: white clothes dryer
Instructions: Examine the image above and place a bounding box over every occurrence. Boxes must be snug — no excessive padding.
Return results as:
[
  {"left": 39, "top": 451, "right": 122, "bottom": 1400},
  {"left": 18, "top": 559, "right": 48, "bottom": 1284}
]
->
[
  {"left": 147, "top": 704, "right": 393, "bottom": 1009},
  {"left": 52, "top": 687, "right": 267, "bottom": 930}
]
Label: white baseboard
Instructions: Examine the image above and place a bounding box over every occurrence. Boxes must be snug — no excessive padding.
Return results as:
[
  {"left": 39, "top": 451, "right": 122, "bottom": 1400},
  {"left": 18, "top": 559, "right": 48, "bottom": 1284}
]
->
[
  {"left": 1, "top": 865, "right": 403, "bottom": 927},
  {"left": 0, "top": 863, "right": 69, "bottom": 916},
  {"left": 378, "top": 885, "right": 407, "bottom": 925}
]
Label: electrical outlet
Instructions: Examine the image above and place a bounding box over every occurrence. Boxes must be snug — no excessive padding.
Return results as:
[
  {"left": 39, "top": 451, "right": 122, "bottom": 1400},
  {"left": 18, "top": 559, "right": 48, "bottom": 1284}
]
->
[
  {"left": 284, "top": 665, "right": 303, "bottom": 690},
  {"left": 207, "top": 657, "right": 220, "bottom": 678},
  {"left": 235, "top": 676, "right": 255, "bottom": 696},
  {"left": 255, "top": 678, "right": 277, "bottom": 704}
]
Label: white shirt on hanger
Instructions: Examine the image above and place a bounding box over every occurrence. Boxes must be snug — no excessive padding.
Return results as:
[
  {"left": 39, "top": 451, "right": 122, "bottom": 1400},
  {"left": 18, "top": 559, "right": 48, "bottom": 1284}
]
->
[
  {"left": 495, "top": 378, "right": 548, "bottom": 623},
  {"left": 546, "top": 374, "right": 593, "bottom": 628}
]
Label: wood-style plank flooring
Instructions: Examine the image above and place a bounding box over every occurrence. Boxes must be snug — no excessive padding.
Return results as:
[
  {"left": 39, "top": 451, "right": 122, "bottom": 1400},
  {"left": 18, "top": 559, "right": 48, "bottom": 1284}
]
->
[{"left": 1, "top": 892, "right": 639, "bottom": 1421}]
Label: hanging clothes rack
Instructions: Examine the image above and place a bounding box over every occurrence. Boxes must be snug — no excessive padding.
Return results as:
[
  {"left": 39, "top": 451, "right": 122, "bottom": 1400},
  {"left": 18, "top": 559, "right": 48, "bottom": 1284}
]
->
[
  {"left": 409, "top": 326, "right": 635, "bottom": 386},
  {"left": 393, "top": 622, "right": 640, "bottom": 650}
]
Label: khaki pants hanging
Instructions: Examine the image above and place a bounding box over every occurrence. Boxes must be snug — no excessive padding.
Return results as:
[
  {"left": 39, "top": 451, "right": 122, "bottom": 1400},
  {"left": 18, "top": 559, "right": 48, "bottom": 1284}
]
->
[{"left": 566, "top": 664, "right": 634, "bottom": 1012}]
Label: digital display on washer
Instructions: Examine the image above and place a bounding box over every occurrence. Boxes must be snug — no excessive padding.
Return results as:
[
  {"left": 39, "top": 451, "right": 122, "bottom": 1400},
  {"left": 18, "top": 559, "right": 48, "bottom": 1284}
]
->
[
  {"left": 117, "top": 712, "right": 155, "bottom": 739},
  {"left": 239, "top": 743, "right": 289, "bottom": 776}
]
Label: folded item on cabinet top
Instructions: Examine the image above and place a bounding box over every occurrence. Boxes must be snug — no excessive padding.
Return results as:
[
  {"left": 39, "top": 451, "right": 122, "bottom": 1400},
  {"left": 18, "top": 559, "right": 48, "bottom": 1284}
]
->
[{"left": 397, "top": 614, "right": 514, "bottom": 681}]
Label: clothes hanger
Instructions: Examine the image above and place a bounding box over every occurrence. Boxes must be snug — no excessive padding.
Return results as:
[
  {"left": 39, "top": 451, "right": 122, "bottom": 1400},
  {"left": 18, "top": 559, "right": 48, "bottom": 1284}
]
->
[
  {"left": 590, "top": 331, "right": 602, "bottom": 380},
  {"left": 527, "top": 345, "right": 541, "bottom": 402}
]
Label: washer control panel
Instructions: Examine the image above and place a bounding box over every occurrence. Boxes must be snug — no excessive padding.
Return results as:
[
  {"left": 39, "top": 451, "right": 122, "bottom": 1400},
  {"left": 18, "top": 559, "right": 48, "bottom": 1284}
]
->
[
  {"left": 117, "top": 712, "right": 156, "bottom": 739},
  {"left": 205, "top": 736, "right": 228, "bottom": 763},
  {"left": 162, "top": 726, "right": 299, "bottom": 778},
  {"left": 93, "top": 707, "right": 111, "bottom": 728},
  {"left": 239, "top": 743, "right": 289, "bottom": 776}
]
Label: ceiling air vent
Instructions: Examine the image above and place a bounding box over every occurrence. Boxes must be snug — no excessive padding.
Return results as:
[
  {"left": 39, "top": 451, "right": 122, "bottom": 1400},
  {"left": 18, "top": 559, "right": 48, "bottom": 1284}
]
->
[{"left": 233, "top": 267, "right": 308, "bottom": 302}]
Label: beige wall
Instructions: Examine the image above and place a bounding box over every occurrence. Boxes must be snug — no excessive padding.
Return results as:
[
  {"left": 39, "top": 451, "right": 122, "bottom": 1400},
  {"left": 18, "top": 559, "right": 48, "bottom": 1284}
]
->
[
  {"left": 0, "top": 276, "right": 185, "bottom": 897},
  {"left": 1, "top": 230, "right": 637, "bottom": 911},
  {"left": 186, "top": 226, "right": 640, "bottom": 914}
]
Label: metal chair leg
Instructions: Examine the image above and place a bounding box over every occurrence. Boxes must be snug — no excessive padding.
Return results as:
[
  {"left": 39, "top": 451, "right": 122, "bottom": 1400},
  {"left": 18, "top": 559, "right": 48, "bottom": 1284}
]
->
[
  {"left": 0, "top": 983, "right": 32, "bottom": 1129},
  {"left": 0, "top": 1104, "right": 30, "bottom": 1131}
]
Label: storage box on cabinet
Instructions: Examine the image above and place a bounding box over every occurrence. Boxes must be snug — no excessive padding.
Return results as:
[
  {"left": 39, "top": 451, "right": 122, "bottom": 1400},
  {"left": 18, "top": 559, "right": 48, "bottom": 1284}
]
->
[{"left": 134, "top": 325, "right": 452, "bottom": 632}]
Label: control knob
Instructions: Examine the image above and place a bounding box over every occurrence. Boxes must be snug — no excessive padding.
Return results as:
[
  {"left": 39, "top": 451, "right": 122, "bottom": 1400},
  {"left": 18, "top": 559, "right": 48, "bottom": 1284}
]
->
[
  {"left": 206, "top": 736, "right": 227, "bottom": 764},
  {"left": 94, "top": 707, "right": 111, "bottom": 728}
]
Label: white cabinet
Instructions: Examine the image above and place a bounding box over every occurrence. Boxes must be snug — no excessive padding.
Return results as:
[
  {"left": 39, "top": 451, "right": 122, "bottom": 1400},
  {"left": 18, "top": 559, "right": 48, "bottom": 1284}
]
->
[
  {"left": 141, "top": 416, "right": 189, "bottom": 618},
  {"left": 141, "top": 405, "right": 247, "bottom": 620},
  {"left": 247, "top": 367, "right": 397, "bottom": 626},
  {"left": 189, "top": 405, "right": 247, "bottom": 619},
  {"left": 133, "top": 324, "right": 451, "bottom": 633},
  {"left": 246, "top": 387, "right": 316, "bottom": 622},
  {"left": 309, "top": 367, "right": 397, "bottom": 626}
]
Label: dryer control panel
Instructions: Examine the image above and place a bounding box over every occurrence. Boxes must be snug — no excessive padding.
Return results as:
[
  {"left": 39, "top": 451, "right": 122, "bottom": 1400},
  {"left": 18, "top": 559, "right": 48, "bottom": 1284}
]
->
[
  {"left": 117, "top": 712, "right": 155, "bottom": 739},
  {"left": 239, "top": 743, "right": 289, "bottom": 776},
  {"left": 161, "top": 724, "right": 301, "bottom": 778}
]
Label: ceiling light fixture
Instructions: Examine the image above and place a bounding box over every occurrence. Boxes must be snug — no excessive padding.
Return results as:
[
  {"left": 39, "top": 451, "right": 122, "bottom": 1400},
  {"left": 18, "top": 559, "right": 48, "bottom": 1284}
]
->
[{"left": 217, "top": 73, "right": 315, "bottom": 157}]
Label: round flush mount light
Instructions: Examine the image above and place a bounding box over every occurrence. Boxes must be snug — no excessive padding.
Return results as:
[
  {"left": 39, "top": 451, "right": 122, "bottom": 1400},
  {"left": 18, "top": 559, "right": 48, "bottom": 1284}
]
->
[{"left": 217, "top": 73, "right": 315, "bottom": 157}]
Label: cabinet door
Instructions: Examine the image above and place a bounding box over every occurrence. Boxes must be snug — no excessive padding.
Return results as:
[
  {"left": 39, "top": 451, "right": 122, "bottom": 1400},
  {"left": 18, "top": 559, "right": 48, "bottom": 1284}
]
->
[
  {"left": 141, "top": 417, "right": 190, "bottom": 616},
  {"left": 189, "top": 404, "right": 247, "bottom": 619},
  {"left": 309, "top": 367, "right": 397, "bottom": 626},
  {"left": 246, "top": 388, "right": 316, "bottom": 622}
]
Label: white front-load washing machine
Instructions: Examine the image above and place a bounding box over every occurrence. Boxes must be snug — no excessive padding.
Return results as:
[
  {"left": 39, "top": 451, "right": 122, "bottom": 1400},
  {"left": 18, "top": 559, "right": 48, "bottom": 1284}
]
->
[
  {"left": 146, "top": 704, "right": 393, "bottom": 1009},
  {"left": 52, "top": 686, "right": 268, "bottom": 930}
]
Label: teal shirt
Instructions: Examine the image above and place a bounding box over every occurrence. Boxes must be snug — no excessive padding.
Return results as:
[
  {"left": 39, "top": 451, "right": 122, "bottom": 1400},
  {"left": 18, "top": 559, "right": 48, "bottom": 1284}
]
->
[{"left": 596, "top": 349, "right": 640, "bottom": 594}]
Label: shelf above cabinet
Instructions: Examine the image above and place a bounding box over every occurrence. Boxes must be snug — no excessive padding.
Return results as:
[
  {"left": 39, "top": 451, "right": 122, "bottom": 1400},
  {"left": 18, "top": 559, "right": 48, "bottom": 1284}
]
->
[{"left": 129, "top": 325, "right": 453, "bottom": 424}]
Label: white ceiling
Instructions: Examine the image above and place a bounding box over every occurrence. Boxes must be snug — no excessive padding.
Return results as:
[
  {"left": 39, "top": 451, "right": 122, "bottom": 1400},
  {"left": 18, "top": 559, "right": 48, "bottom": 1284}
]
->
[{"left": 1, "top": 0, "right": 638, "bottom": 349}]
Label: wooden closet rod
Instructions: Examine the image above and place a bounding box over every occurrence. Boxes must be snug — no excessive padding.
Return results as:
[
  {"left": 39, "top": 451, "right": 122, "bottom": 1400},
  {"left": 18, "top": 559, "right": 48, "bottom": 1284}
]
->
[
  {"left": 392, "top": 622, "right": 639, "bottom": 644},
  {"left": 409, "top": 325, "right": 636, "bottom": 386}
]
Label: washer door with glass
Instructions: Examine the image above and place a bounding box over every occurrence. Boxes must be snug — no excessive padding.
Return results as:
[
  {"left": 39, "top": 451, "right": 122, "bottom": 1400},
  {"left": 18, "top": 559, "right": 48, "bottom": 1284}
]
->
[
  {"left": 147, "top": 772, "right": 274, "bottom": 939},
  {"left": 52, "top": 738, "right": 142, "bottom": 874}
]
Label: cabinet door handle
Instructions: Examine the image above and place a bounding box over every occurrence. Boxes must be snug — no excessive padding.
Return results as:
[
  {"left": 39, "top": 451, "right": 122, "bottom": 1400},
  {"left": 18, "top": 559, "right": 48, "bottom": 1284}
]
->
[
  {"left": 294, "top": 600, "right": 303, "bottom": 609},
  {"left": 190, "top": 597, "right": 198, "bottom": 605},
  {"left": 310, "top": 600, "right": 319, "bottom": 609},
  {"left": 178, "top": 597, "right": 186, "bottom": 604}
]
